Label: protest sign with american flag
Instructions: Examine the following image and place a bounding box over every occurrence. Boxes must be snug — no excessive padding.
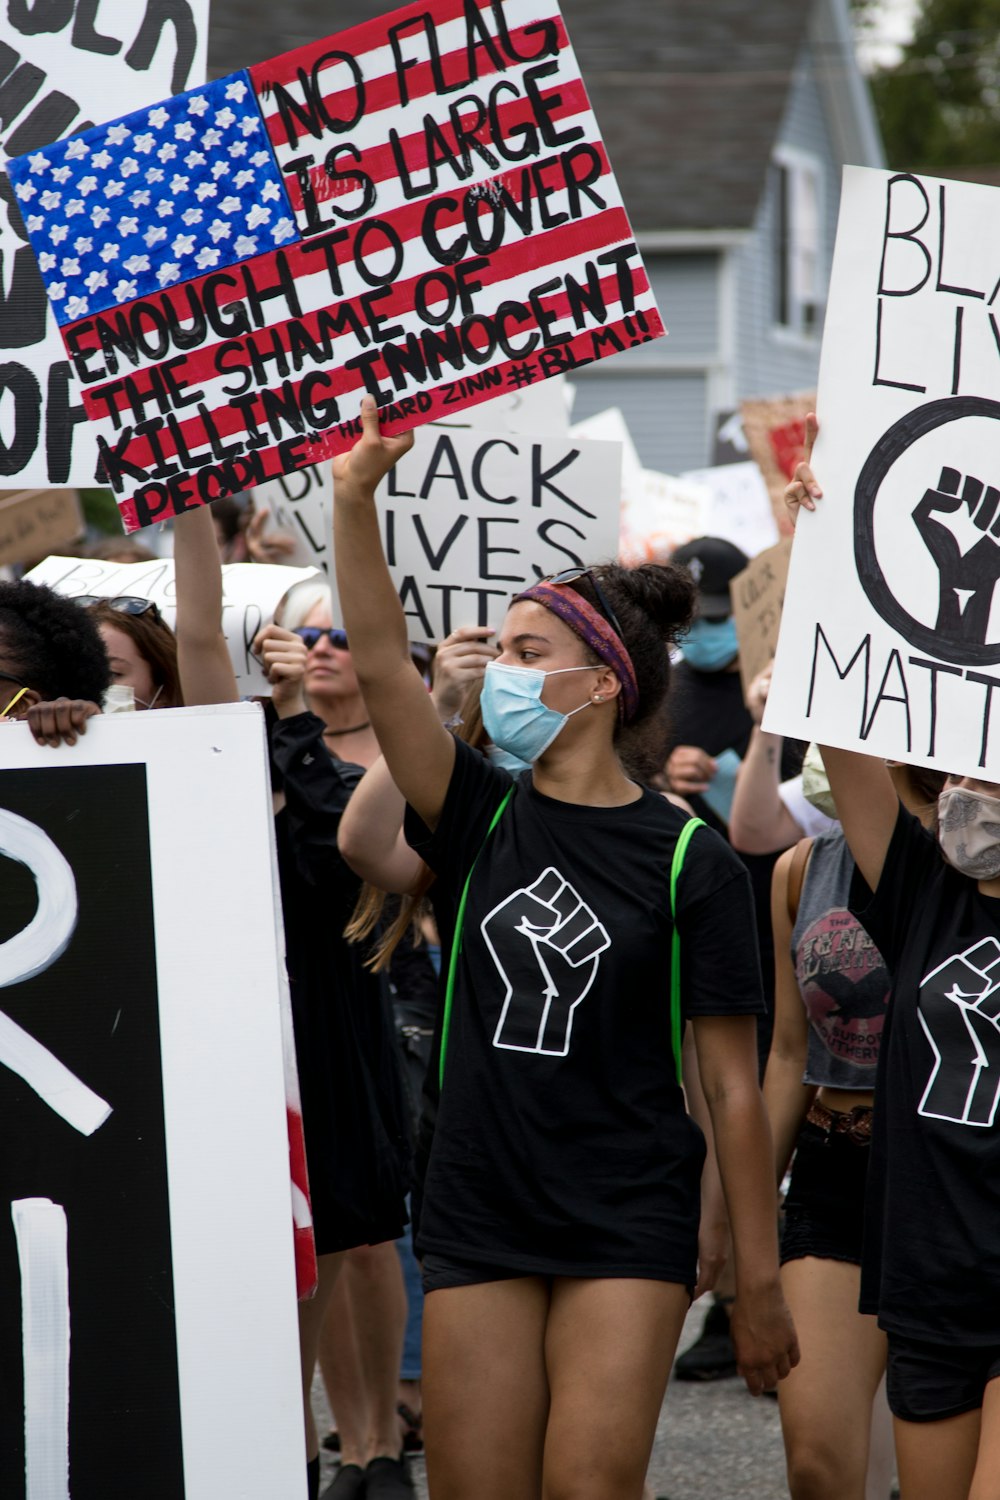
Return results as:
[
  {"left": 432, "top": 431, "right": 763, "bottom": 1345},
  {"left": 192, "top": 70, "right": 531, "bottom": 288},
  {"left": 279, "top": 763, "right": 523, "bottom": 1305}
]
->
[{"left": 8, "top": 0, "right": 664, "bottom": 534}]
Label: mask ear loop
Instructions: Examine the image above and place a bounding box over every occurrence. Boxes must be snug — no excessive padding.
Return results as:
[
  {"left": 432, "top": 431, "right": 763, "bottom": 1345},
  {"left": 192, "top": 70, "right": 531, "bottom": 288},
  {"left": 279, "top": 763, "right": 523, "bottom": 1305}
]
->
[{"left": 0, "top": 687, "right": 29, "bottom": 718}]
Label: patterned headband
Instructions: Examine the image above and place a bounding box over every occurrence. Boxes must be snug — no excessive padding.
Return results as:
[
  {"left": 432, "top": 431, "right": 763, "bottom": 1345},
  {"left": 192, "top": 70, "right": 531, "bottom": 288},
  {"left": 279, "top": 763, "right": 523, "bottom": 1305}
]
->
[{"left": 512, "top": 580, "right": 640, "bottom": 723}]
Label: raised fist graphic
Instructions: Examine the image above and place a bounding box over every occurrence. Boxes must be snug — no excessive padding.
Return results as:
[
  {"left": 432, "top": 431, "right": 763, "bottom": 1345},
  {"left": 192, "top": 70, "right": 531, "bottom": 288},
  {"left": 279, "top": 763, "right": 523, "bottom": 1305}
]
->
[
  {"left": 482, "top": 868, "right": 611, "bottom": 1057},
  {"left": 913, "top": 467, "right": 1000, "bottom": 645},
  {"left": 918, "top": 937, "right": 1000, "bottom": 1126}
]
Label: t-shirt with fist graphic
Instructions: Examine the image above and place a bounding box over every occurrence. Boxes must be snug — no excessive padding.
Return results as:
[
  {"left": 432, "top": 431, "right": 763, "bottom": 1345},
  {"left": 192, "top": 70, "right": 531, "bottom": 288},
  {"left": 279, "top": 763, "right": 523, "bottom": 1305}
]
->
[
  {"left": 851, "top": 807, "right": 1000, "bottom": 1344},
  {"left": 405, "top": 739, "right": 765, "bottom": 1281}
]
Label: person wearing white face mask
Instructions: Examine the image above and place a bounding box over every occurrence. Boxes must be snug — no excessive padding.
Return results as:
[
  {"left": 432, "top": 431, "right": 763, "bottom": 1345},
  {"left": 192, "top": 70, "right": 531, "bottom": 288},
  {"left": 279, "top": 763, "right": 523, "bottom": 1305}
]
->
[
  {"left": 785, "top": 417, "right": 1000, "bottom": 1500},
  {"left": 331, "top": 397, "right": 799, "bottom": 1500}
]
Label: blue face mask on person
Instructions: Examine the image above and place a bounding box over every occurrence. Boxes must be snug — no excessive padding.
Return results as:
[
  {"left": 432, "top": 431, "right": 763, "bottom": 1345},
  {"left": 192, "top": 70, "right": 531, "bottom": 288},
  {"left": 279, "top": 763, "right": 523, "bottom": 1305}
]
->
[
  {"left": 680, "top": 617, "right": 739, "bottom": 672},
  {"left": 480, "top": 660, "right": 598, "bottom": 763}
]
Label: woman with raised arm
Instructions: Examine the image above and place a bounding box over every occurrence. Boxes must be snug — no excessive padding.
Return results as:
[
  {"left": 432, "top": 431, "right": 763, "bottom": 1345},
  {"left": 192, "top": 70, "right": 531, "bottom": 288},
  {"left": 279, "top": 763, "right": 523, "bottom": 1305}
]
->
[
  {"left": 784, "top": 418, "right": 1000, "bottom": 1500},
  {"left": 332, "top": 397, "right": 798, "bottom": 1500}
]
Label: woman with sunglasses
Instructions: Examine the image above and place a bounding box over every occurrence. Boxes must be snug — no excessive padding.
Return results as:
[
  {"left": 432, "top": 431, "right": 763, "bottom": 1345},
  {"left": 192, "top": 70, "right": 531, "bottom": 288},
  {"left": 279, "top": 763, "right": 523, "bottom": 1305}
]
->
[
  {"left": 254, "top": 588, "right": 414, "bottom": 1500},
  {"left": 331, "top": 398, "right": 798, "bottom": 1500}
]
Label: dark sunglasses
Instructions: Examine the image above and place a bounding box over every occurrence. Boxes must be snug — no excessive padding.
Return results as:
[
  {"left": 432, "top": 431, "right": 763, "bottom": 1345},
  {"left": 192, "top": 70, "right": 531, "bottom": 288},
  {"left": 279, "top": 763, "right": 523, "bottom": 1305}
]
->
[
  {"left": 544, "top": 568, "right": 624, "bottom": 640},
  {"left": 75, "top": 594, "right": 162, "bottom": 620},
  {"left": 294, "top": 626, "right": 349, "bottom": 651}
]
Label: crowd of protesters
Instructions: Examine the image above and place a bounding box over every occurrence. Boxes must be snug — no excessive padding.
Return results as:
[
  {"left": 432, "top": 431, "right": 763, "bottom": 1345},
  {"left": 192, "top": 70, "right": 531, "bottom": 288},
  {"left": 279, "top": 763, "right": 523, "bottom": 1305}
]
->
[{"left": 3, "top": 400, "right": 1000, "bottom": 1500}]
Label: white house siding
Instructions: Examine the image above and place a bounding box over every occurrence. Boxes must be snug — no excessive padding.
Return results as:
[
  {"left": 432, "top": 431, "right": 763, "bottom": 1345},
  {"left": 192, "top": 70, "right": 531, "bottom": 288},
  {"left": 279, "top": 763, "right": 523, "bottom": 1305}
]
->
[
  {"left": 733, "top": 44, "right": 842, "bottom": 403},
  {"left": 568, "top": 253, "right": 720, "bottom": 473}
]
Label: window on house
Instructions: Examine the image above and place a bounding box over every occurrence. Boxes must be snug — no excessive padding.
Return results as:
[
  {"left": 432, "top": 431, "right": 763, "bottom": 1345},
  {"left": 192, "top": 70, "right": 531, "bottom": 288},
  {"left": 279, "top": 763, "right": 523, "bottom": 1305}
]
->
[{"left": 773, "top": 151, "right": 823, "bottom": 336}]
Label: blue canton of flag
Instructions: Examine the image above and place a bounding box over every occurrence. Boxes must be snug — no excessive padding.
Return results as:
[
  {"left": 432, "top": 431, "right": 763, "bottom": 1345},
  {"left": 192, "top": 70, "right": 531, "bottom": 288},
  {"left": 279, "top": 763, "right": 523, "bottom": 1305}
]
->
[{"left": 8, "top": 72, "right": 302, "bottom": 327}]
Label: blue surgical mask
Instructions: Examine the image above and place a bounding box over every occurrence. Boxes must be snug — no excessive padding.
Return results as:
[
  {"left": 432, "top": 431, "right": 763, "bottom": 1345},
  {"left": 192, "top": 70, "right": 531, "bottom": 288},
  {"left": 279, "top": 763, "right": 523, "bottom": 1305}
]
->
[
  {"left": 480, "top": 660, "right": 597, "bottom": 762},
  {"left": 485, "top": 744, "right": 533, "bottom": 777},
  {"left": 681, "top": 617, "right": 739, "bottom": 672}
]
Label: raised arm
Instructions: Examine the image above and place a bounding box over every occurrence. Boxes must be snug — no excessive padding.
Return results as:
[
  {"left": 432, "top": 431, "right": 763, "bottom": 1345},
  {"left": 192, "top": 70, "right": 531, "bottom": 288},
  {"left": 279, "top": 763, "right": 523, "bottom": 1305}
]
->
[
  {"left": 172, "top": 505, "right": 238, "bottom": 706},
  {"left": 762, "top": 844, "right": 816, "bottom": 1181},
  {"left": 729, "top": 669, "right": 803, "bottom": 854},
  {"left": 332, "top": 398, "right": 455, "bottom": 829},
  {"left": 338, "top": 755, "right": 424, "bottom": 894},
  {"left": 783, "top": 417, "right": 898, "bottom": 890}
]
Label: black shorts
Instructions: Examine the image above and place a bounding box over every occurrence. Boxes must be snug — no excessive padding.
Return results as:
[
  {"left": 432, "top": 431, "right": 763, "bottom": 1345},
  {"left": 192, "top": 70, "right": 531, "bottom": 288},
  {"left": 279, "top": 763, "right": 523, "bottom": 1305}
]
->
[
  {"left": 780, "top": 1116, "right": 870, "bottom": 1267},
  {"left": 886, "top": 1333, "right": 1000, "bottom": 1423},
  {"left": 422, "top": 1254, "right": 542, "bottom": 1293}
]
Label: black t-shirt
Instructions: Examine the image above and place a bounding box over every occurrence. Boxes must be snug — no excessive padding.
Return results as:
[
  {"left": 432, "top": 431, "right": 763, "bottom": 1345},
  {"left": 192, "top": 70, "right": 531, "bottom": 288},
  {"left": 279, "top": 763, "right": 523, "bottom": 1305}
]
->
[
  {"left": 404, "top": 739, "right": 764, "bottom": 1281},
  {"left": 850, "top": 806, "right": 1000, "bottom": 1344}
]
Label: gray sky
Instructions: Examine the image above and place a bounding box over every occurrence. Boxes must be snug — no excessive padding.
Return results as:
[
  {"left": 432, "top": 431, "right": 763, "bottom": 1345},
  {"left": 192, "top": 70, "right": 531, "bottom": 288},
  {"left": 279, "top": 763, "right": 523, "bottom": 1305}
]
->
[{"left": 856, "top": 0, "right": 920, "bottom": 70}]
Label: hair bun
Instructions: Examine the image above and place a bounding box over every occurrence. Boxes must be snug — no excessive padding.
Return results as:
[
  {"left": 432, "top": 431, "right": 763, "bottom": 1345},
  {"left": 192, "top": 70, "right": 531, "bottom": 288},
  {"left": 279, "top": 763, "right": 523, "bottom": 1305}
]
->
[{"left": 616, "top": 562, "right": 696, "bottom": 643}]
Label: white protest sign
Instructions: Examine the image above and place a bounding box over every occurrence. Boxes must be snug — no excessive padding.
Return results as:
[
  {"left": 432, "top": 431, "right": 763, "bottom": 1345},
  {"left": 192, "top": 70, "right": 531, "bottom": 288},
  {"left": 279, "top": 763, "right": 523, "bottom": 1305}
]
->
[
  {"left": 328, "top": 425, "right": 621, "bottom": 641},
  {"left": 0, "top": 2, "right": 209, "bottom": 488},
  {"left": 680, "top": 461, "right": 779, "bottom": 559},
  {"left": 252, "top": 466, "right": 331, "bottom": 574},
  {"left": 618, "top": 468, "right": 713, "bottom": 565},
  {"left": 25, "top": 554, "right": 320, "bottom": 696},
  {"left": 766, "top": 165, "right": 1000, "bottom": 778},
  {"left": 0, "top": 705, "right": 304, "bottom": 1499},
  {"left": 434, "top": 374, "right": 572, "bottom": 436}
]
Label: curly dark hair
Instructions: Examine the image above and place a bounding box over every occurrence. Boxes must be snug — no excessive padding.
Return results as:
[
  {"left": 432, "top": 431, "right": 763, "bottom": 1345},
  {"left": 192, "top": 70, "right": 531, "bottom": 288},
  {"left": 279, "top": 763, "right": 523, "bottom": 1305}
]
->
[
  {"left": 0, "top": 580, "right": 112, "bottom": 704},
  {"left": 553, "top": 562, "right": 697, "bottom": 777}
]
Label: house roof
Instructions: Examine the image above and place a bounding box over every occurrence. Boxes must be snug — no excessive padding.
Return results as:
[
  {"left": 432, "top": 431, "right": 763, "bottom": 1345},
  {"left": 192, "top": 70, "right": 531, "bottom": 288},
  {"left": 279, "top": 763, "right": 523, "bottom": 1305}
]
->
[{"left": 206, "top": 1, "right": 818, "bottom": 233}]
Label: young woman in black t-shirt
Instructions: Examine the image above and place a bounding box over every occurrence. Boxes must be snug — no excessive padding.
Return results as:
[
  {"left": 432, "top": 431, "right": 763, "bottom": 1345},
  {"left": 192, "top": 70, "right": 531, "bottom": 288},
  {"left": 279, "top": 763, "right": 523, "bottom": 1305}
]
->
[
  {"left": 332, "top": 398, "right": 799, "bottom": 1500},
  {"left": 787, "top": 420, "right": 1000, "bottom": 1500}
]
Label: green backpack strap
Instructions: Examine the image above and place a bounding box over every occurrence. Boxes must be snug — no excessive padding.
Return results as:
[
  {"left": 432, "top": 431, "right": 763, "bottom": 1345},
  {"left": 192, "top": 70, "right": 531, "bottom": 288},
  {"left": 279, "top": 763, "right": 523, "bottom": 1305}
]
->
[
  {"left": 439, "top": 785, "right": 515, "bottom": 1090},
  {"left": 669, "top": 817, "right": 706, "bottom": 1086}
]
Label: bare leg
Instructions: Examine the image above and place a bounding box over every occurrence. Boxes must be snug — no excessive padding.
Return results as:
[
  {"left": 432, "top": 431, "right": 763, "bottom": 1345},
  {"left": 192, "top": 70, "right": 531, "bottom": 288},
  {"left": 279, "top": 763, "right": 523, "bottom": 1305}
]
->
[
  {"left": 865, "top": 1377, "right": 895, "bottom": 1500},
  {"left": 298, "top": 1252, "right": 346, "bottom": 1462},
  {"left": 318, "top": 1271, "right": 370, "bottom": 1469},
  {"left": 542, "top": 1277, "right": 690, "bottom": 1500},
  {"left": 777, "top": 1258, "right": 886, "bottom": 1500},
  {"left": 422, "top": 1276, "right": 551, "bottom": 1500},
  {"left": 344, "top": 1239, "right": 408, "bottom": 1461},
  {"left": 968, "top": 1376, "right": 1000, "bottom": 1500},
  {"left": 895, "top": 1407, "right": 979, "bottom": 1500}
]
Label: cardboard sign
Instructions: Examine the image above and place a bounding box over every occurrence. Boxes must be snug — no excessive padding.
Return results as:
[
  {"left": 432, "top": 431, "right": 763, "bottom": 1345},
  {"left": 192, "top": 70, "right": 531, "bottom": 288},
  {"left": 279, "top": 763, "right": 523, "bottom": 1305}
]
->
[
  {"left": 327, "top": 424, "right": 621, "bottom": 639},
  {"left": 0, "top": 705, "right": 304, "bottom": 1499},
  {"left": 766, "top": 165, "right": 1000, "bottom": 778},
  {"left": 25, "top": 554, "right": 321, "bottom": 696},
  {"left": 730, "top": 537, "right": 793, "bottom": 695},
  {"left": 9, "top": 0, "right": 664, "bottom": 534},
  {"left": 741, "top": 393, "right": 815, "bottom": 536},
  {"left": 0, "top": 487, "right": 84, "bottom": 565},
  {"left": 0, "top": 2, "right": 209, "bottom": 489}
]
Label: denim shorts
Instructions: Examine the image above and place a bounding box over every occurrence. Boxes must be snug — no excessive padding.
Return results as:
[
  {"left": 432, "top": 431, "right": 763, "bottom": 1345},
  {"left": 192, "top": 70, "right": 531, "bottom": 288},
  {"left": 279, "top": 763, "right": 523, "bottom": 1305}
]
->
[
  {"left": 780, "top": 1114, "right": 871, "bottom": 1267},
  {"left": 887, "top": 1333, "right": 1000, "bottom": 1422}
]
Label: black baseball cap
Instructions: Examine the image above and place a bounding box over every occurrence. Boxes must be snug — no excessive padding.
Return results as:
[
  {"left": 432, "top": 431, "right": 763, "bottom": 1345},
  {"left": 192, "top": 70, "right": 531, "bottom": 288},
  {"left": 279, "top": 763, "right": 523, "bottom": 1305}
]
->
[{"left": 671, "top": 537, "right": 749, "bottom": 619}]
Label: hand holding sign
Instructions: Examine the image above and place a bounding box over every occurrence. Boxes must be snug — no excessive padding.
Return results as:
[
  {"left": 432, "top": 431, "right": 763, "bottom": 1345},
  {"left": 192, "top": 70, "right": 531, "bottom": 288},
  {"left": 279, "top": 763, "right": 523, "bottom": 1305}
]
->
[
  {"left": 784, "top": 413, "right": 822, "bottom": 521},
  {"left": 333, "top": 398, "right": 415, "bottom": 500},
  {"left": 252, "top": 624, "right": 309, "bottom": 717}
]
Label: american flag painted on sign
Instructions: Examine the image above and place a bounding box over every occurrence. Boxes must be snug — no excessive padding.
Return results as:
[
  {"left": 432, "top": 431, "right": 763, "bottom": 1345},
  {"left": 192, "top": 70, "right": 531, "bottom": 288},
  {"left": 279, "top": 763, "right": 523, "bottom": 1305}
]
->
[{"left": 8, "top": 0, "right": 665, "bottom": 534}]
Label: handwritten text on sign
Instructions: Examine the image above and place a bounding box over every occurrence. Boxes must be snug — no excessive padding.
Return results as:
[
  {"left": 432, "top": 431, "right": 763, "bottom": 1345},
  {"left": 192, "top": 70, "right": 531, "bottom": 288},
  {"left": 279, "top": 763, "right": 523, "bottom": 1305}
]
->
[
  {"left": 9, "top": 0, "right": 663, "bottom": 533},
  {"left": 329, "top": 425, "right": 621, "bottom": 640},
  {"left": 766, "top": 166, "right": 1000, "bottom": 779},
  {"left": 0, "top": 1, "right": 209, "bottom": 488}
]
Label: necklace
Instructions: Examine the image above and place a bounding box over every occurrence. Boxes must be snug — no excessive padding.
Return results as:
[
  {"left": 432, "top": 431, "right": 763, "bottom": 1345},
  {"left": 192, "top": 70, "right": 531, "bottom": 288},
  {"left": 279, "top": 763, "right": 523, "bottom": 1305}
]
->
[{"left": 323, "top": 720, "right": 371, "bottom": 737}]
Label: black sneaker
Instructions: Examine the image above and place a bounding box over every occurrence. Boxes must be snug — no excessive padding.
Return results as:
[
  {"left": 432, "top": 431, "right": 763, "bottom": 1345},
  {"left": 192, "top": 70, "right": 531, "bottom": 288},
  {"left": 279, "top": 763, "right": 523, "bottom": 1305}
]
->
[
  {"left": 673, "top": 1300, "right": 737, "bottom": 1381},
  {"left": 365, "top": 1455, "right": 414, "bottom": 1499}
]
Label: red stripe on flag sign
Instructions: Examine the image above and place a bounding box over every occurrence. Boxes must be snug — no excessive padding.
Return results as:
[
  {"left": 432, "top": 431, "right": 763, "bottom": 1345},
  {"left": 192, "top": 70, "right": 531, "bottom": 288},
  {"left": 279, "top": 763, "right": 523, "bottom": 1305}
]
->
[
  {"left": 68, "top": 198, "right": 631, "bottom": 420},
  {"left": 116, "top": 309, "right": 661, "bottom": 534},
  {"left": 256, "top": 11, "right": 572, "bottom": 155}
]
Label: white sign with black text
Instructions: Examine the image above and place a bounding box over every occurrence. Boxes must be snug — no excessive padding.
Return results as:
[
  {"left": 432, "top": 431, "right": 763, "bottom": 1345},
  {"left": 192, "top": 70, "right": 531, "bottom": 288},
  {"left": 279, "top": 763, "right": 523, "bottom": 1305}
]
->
[
  {"left": 767, "top": 165, "right": 1000, "bottom": 778},
  {"left": 0, "top": 1, "right": 209, "bottom": 487}
]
